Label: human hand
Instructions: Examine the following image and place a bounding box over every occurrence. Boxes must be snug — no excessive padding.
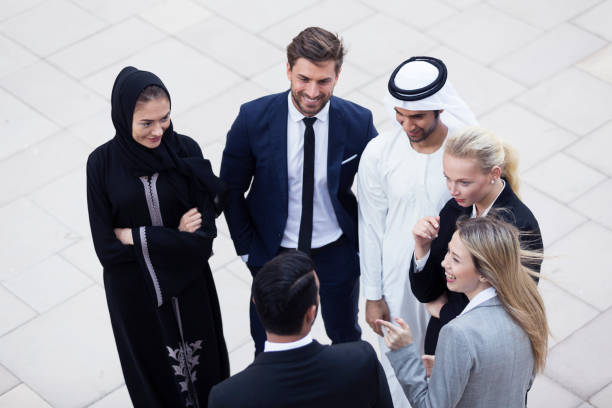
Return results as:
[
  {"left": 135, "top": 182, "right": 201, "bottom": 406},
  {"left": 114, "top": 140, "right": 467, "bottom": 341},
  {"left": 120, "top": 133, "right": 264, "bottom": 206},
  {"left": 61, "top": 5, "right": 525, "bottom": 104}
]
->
[
  {"left": 114, "top": 228, "right": 134, "bottom": 245},
  {"left": 376, "top": 317, "right": 413, "bottom": 350},
  {"left": 425, "top": 292, "right": 448, "bottom": 318},
  {"left": 179, "top": 207, "right": 202, "bottom": 232},
  {"left": 366, "top": 298, "right": 390, "bottom": 337},
  {"left": 413, "top": 216, "right": 440, "bottom": 259},
  {"left": 422, "top": 355, "right": 435, "bottom": 378}
]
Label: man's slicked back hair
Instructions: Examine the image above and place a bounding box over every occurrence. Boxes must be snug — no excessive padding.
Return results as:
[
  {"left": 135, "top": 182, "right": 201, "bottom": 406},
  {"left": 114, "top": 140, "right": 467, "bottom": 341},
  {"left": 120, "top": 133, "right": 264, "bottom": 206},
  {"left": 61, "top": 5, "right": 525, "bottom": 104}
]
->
[
  {"left": 287, "top": 27, "right": 346, "bottom": 74},
  {"left": 252, "top": 251, "right": 317, "bottom": 335}
]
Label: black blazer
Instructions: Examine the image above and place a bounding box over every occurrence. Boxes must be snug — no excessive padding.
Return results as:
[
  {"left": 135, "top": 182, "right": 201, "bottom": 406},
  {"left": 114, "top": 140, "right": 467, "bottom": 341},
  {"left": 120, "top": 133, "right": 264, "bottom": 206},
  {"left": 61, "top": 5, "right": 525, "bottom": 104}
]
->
[
  {"left": 409, "top": 180, "right": 543, "bottom": 353},
  {"left": 220, "top": 91, "right": 377, "bottom": 268},
  {"left": 208, "top": 340, "right": 393, "bottom": 408}
]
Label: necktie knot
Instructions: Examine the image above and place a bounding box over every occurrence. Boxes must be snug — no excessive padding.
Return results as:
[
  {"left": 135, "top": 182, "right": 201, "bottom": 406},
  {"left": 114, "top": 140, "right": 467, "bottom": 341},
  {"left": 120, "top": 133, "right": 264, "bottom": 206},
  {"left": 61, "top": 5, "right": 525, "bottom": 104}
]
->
[{"left": 303, "top": 117, "right": 317, "bottom": 128}]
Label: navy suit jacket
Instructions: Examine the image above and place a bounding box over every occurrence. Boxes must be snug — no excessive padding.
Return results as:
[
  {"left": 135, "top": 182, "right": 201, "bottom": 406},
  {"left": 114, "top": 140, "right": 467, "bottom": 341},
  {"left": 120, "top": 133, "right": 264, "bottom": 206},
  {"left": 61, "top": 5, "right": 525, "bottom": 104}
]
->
[
  {"left": 220, "top": 91, "right": 377, "bottom": 267},
  {"left": 208, "top": 340, "right": 393, "bottom": 408}
]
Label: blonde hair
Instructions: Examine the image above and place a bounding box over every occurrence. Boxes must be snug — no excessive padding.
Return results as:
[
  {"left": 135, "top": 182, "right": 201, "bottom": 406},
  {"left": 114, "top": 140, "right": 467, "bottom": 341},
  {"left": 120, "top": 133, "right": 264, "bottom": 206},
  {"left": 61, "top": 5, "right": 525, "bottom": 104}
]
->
[
  {"left": 445, "top": 127, "right": 520, "bottom": 196},
  {"left": 456, "top": 217, "right": 548, "bottom": 373}
]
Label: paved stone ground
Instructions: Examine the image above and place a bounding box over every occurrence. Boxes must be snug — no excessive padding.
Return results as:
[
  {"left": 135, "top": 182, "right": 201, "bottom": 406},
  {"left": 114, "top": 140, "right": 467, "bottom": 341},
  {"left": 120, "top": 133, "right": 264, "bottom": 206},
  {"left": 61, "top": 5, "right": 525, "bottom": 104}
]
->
[{"left": 1, "top": 0, "right": 611, "bottom": 406}]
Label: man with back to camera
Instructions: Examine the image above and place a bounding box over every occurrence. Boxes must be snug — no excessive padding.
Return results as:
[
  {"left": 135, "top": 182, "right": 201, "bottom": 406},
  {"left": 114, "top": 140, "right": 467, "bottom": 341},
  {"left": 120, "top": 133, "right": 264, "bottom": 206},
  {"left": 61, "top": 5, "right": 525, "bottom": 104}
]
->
[
  {"left": 220, "top": 27, "right": 377, "bottom": 354},
  {"left": 358, "top": 56, "right": 477, "bottom": 407},
  {"left": 208, "top": 251, "right": 393, "bottom": 408}
]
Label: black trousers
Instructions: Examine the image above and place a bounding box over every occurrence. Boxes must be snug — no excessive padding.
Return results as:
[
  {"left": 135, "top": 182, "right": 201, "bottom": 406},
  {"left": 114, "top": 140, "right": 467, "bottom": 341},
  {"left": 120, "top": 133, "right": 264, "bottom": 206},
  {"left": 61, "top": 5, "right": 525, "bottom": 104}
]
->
[{"left": 248, "top": 237, "right": 362, "bottom": 355}]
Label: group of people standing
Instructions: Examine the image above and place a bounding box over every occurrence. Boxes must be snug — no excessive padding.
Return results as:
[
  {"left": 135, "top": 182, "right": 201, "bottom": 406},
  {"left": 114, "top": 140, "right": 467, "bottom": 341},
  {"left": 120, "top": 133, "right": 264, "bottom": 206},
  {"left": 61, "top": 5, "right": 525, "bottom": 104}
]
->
[{"left": 86, "top": 26, "right": 549, "bottom": 407}]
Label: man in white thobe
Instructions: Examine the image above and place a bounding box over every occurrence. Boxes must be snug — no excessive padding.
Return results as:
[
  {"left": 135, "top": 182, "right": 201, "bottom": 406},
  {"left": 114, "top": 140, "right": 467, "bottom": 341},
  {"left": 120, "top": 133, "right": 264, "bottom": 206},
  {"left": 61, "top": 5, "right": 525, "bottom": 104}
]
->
[{"left": 357, "top": 57, "right": 477, "bottom": 408}]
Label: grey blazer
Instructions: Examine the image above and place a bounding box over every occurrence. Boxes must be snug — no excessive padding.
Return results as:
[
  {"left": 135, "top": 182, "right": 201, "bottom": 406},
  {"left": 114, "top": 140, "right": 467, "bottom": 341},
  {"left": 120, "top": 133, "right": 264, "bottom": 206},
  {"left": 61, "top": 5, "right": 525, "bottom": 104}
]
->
[{"left": 387, "top": 297, "right": 534, "bottom": 408}]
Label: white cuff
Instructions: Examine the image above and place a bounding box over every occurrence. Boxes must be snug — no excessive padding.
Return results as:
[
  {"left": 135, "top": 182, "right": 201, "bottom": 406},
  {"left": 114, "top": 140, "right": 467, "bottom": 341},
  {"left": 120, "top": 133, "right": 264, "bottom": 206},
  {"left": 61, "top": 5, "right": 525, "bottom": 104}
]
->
[
  {"left": 364, "top": 285, "right": 383, "bottom": 300},
  {"left": 413, "top": 251, "right": 430, "bottom": 273},
  {"left": 240, "top": 254, "right": 249, "bottom": 263}
]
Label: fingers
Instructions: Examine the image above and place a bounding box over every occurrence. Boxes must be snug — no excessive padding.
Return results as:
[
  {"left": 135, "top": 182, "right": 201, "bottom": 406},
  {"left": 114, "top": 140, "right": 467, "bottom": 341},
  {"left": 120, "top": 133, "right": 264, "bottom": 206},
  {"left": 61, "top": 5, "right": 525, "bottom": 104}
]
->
[
  {"left": 413, "top": 217, "right": 440, "bottom": 241},
  {"left": 375, "top": 319, "right": 400, "bottom": 334},
  {"left": 184, "top": 207, "right": 199, "bottom": 217},
  {"left": 394, "top": 317, "right": 409, "bottom": 330}
]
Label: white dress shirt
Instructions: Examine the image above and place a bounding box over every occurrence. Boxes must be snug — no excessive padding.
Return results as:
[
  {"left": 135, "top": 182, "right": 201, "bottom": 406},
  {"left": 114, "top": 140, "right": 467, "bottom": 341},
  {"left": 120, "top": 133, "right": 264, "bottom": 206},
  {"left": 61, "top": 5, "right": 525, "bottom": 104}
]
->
[
  {"left": 281, "top": 93, "right": 342, "bottom": 249},
  {"left": 460, "top": 286, "right": 497, "bottom": 316},
  {"left": 264, "top": 333, "right": 313, "bottom": 352}
]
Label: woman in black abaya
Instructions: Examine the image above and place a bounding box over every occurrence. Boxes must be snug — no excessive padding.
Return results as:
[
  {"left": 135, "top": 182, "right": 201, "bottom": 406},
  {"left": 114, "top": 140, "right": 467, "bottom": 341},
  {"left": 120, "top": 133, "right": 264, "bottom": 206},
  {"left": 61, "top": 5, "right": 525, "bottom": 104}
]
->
[{"left": 86, "top": 66, "right": 229, "bottom": 407}]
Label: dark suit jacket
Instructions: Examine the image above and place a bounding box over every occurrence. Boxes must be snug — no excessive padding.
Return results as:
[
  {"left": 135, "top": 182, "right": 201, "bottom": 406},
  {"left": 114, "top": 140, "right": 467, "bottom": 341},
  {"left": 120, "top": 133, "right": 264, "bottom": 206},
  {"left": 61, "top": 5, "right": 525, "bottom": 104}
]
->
[
  {"left": 409, "top": 180, "right": 543, "bottom": 352},
  {"left": 208, "top": 340, "right": 393, "bottom": 408},
  {"left": 220, "top": 91, "right": 377, "bottom": 267}
]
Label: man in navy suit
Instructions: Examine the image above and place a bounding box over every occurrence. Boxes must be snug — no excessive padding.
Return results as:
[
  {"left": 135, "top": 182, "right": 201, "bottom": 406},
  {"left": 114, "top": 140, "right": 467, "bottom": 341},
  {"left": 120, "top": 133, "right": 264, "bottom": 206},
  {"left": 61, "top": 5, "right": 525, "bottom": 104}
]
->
[
  {"left": 220, "top": 27, "right": 377, "bottom": 354},
  {"left": 208, "top": 252, "right": 392, "bottom": 407}
]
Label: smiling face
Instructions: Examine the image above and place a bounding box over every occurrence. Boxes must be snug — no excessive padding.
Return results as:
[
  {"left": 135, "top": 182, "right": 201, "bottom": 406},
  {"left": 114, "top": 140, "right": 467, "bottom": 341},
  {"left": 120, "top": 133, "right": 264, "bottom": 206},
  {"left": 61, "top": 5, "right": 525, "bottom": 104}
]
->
[
  {"left": 394, "top": 108, "right": 440, "bottom": 143},
  {"left": 443, "top": 153, "right": 500, "bottom": 207},
  {"left": 441, "top": 231, "right": 487, "bottom": 299},
  {"left": 287, "top": 57, "right": 339, "bottom": 117},
  {"left": 131, "top": 97, "right": 171, "bottom": 149}
]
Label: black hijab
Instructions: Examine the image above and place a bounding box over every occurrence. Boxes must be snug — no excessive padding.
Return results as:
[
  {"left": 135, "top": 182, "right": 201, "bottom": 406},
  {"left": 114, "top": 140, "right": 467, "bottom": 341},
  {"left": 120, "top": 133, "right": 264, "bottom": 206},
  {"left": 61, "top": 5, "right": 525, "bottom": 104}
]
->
[{"left": 111, "top": 66, "right": 226, "bottom": 222}]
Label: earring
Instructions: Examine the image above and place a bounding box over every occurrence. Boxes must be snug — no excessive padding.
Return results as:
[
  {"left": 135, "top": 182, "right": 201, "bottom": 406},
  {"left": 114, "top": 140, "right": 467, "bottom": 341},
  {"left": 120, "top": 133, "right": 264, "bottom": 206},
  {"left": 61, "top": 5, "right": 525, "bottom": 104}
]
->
[{"left": 490, "top": 179, "right": 495, "bottom": 184}]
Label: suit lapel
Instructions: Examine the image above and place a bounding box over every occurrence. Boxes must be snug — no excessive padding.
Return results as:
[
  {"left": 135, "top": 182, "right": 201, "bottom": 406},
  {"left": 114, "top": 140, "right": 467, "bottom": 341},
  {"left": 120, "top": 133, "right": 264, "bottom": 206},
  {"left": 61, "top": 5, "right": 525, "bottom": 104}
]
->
[
  {"left": 327, "top": 99, "right": 346, "bottom": 197},
  {"left": 269, "top": 92, "right": 289, "bottom": 212}
]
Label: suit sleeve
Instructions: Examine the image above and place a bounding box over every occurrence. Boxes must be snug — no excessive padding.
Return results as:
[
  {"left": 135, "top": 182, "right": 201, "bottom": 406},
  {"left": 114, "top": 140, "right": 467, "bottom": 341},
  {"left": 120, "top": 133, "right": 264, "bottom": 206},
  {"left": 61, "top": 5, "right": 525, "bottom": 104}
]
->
[
  {"left": 357, "top": 141, "right": 387, "bottom": 300},
  {"left": 374, "top": 352, "right": 394, "bottom": 407},
  {"left": 387, "top": 324, "right": 472, "bottom": 408},
  {"left": 86, "top": 153, "right": 136, "bottom": 268},
  {"left": 220, "top": 106, "right": 255, "bottom": 255}
]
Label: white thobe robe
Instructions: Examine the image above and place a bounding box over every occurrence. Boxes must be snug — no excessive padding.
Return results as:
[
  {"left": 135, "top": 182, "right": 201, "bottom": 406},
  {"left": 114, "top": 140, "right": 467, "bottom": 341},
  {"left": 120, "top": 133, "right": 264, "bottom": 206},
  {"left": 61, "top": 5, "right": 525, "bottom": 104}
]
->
[{"left": 357, "top": 127, "right": 452, "bottom": 408}]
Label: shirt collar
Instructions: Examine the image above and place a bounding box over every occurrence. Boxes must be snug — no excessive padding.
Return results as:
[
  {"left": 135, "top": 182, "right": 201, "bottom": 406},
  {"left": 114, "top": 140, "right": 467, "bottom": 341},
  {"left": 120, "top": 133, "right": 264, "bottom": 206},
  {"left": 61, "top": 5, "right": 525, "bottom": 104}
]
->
[
  {"left": 287, "top": 92, "right": 330, "bottom": 123},
  {"left": 471, "top": 179, "right": 506, "bottom": 218},
  {"left": 460, "top": 286, "right": 497, "bottom": 316},
  {"left": 264, "top": 333, "right": 313, "bottom": 353}
]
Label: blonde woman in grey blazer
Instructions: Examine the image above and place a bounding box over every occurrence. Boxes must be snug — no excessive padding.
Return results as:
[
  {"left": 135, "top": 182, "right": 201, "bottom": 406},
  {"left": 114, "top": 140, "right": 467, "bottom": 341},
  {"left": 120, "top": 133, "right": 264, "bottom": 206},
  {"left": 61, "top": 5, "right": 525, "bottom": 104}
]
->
[{"left": 378, "top": 217, "right": 548, "bottom": 408}]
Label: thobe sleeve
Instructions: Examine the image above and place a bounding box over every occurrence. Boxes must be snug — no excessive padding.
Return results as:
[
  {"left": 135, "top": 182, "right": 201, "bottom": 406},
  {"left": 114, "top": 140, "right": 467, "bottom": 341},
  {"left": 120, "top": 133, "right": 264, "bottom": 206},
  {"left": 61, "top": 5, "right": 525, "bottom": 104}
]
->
[
  {"left": 357, "top": 141, "right": 387, "bottom": 300},
  {"left": 86, "top": 154, "right": 136, "bottom": 268},
  {"left": 386, "top": 324, "right": 472, "bottom": 408}
]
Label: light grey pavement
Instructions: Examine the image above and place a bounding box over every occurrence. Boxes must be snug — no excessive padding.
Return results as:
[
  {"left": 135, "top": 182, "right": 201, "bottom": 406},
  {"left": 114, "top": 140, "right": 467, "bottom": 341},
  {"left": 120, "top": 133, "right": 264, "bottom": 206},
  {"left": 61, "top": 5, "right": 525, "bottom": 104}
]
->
[{"left": 1, "top": 0, "right": 611, "bottom": 407}]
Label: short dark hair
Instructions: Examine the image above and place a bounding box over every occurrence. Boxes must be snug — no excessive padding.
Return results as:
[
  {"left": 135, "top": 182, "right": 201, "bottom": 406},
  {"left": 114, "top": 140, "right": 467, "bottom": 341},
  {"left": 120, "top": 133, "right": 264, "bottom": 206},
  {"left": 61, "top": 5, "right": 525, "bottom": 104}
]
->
[
  {"left": 287, "top": 27, "right": 346, "bottom": 74},
  {"left": 252, "top": 251, "right": 317, "bottom": 335}
]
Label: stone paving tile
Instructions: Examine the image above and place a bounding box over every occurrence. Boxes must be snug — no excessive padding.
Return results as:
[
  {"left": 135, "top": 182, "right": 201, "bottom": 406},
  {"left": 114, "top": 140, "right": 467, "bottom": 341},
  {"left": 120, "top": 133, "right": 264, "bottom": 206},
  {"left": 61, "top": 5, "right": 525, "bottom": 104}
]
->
[
  {"left": 570, "top": 179, "right": 612, "bottom": 229},
  {"left": 520, "top": 185, "right": 587, "bottom": 248},
  {"left": 60, "top": 239, "right": 103, "bottom": 286},
  {"left": 0, "top": 133, "right": 90, "bottom": 206},
  {"left": 493, "top": 24, "right": 606, "bottom": 87},
  {"left": 426, "top": 46, "right": 525, "bottom": 116},
  {"left": 0, "top": 365, "right": 18, "bottom": 395},
  {"left": 0, "top": 198, "right": 76, "bottom": 280},
  {"left": 0, "top": 287, "right": 123, "bottom": 408},
  {"left": 259, "top": 0, "right": 374, "bottom": 48},
  {"left": 209, "top": 234, "right": 240, "bottom": 271},
  {"left": 175, "top": 80, "right": 266, "bottom": 146},
  {"left": 30, "top": 167, "right": 89, "bottom": 237},
  {"left": 427, "top": 3, "right": 540, "bottom": 65},
  {"left": 0, "top": 34, "right": 37, "bottom": 78},
  {"left": 88, "top": 386, "right": 131, "bottom": 408},
  {"left": 528, "top": 375, "right": 583, "bottom": 408},
  {"left": 196, "top": 0, "right": 319, "bottom": 33},
  {"left": 47, "top": 17, "right": 166, "bottom": 79},
  {"left": 442, "top": 0, "right": 481, "bottom": 10},
  {"left": 343, "top": 90, "right": 388, "bottom": 128},
  {"left": 545, "top": 309, "right": 612, "bottom": 400},
  {"left": 71, "top": 0, "right": 163, "bottom": 24},
  {"left": 566, "top": 120, "right": 612, "bottom": 177},
  {"left": 574, "top": 0, "right": 612, "bottom": 42},
  {"left": 578, "top": 44, "right": 612, "bottom": 85},
  {"left": 0, "top": 61, "right": 107, "bottom": 128},
  {"left": 213, "top": 268, "right": 252, "bottom": 352},
  {"left": 0, "top": 285, "right": 35, "bottom": 337},
  {"left": 516, "top": 68, "right": 612, "bottom": 136},
  {"left": 82, "top": 38, "right": 241, "bottom": 115},
  {"left": 0, "top": 383, "right": 51, "bottom": 408},
  {"left": 0, "top": 0, "right": 107, "bottom": 56},
  {"left": 522, "top": 153, "right": 606, "bottom": 204},
  {"left": 360, "top": 0, "right": 456, "bottom": 30},
  {"left": 66, "top": 108, "right": 115, "bottom": 150},
  {"left": 342, "top": 13, "right": 437, "bottom": 76},
  {"left": 178, "top": 16, "right": 285, "bottom": 78},
  {"left": 0, "top": 0, "right": 45, "bottom": 21},
  {"left": 0, "top": 88, "right": 59, "bottom": 161},
  {"left": 543, "top": 221, "right": 612, "bottom": 311},
  {"left": 590, "top": 382, "right": 612, "bottom": 408},
  {"left": 140, "top": 0, "right": 213, "bottom": 34},
  {"left": 479, "top": 103, "right": 577, "bottom": 172},
  {"left": 489, "top": 0, "right": 601, "bottom": 30},
  {"left": 3, "top": 255, "right": 92, "bottom": 313}
]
